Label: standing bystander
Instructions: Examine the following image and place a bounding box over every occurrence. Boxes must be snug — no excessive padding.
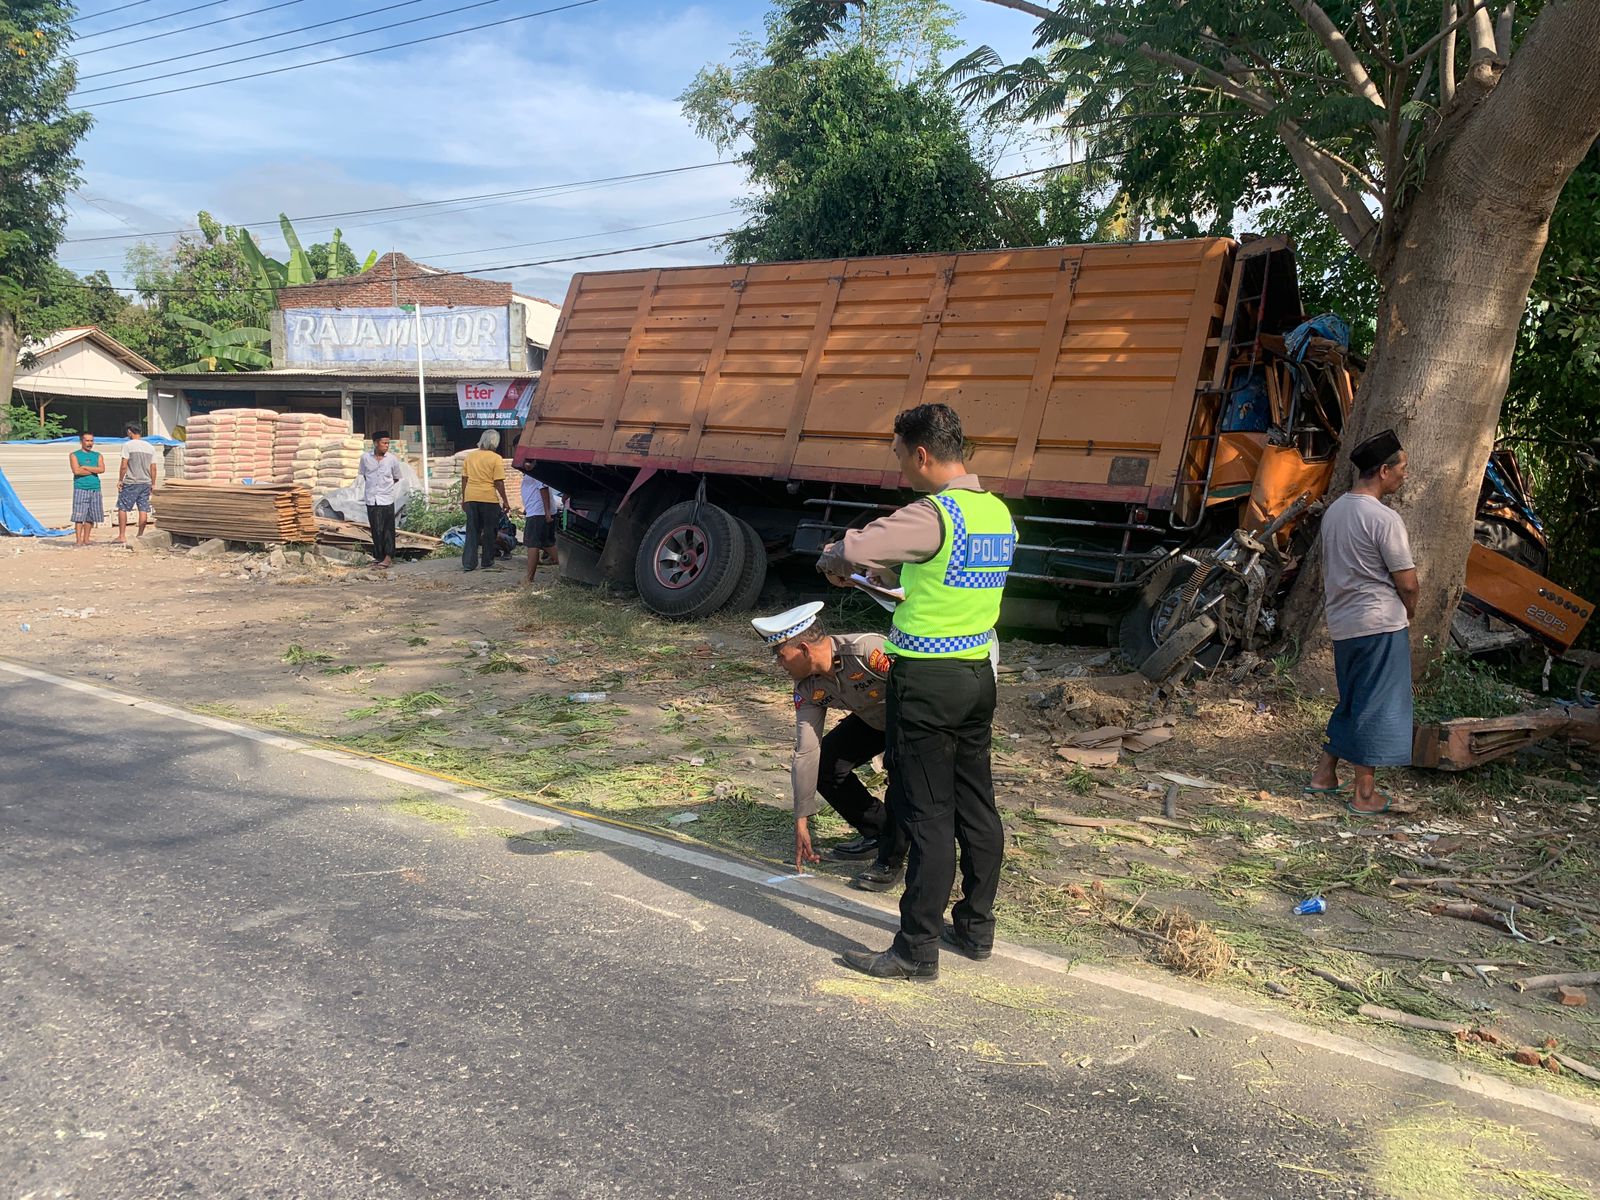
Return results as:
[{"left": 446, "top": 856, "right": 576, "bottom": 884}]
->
[
  {"left": 817, "top": 403, "right": 1015, "bottom": 980},
  {"left": 68, "top": 431, "right": 105, "bottom": 547},
  {"left": 460, "top": 430, "right": 509, "bottom": 573},
  {"left": 518, "top": 464, "right": 562, "bottom": 586},
  {"left": 1306, "top": 429, "right": 1419, "bottom": 815},
  {"left": 114, "top": 424, "right": 158, "bottom": 542},
  {"left": 359, "top": 431, "right": 404, "bottom": 568}
]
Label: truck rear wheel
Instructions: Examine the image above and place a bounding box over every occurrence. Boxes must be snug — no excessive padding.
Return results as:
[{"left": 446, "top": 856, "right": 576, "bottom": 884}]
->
[
  {"left": 721, "top": 519, "right": 768, "bottom": 614},
  {"left": 634, "top": 500, "right": 747, "bottom": 619}
]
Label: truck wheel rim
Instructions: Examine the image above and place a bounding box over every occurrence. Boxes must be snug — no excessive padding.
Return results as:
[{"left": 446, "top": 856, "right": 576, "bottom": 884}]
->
[{"left": 654, "top": 524, "right": 709, "bottom": 589}]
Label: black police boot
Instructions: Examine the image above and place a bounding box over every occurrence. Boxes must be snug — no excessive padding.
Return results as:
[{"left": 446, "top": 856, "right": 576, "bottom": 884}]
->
[
  {"left": 827, "top": 834, "right": 880, "bottom": 861},
  {"left": 841, "top": 947, "right": 938, "bottom": 981},
  {"left": 849, "top": 860, "right": 905, "bottom": 892},
  {"left": 940, "top": 922, "right": 993, "bottom": 962}
]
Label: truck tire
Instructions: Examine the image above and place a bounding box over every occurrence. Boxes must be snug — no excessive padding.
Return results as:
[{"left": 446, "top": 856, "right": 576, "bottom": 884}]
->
[
  {"left": 634, "top": 500, "right": 747, "bottom": 619},
  {"left": 721, "top": 519, "right": 768, "bottom": 614},
  {"left": 1138, "top": 615, "right": 1218, "bottom": 683}
]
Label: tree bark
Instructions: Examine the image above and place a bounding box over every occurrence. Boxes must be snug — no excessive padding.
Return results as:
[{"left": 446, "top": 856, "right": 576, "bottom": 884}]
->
[
  {"left": 0, "top": 308, "right": 18, "bottom": 441},
  {"left": 1282, "top": 0, "right": 1600, "bottom": 671}
]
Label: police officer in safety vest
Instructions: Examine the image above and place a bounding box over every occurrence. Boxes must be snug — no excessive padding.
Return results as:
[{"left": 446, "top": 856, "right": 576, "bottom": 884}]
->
[{"left": 817, "top": 403, "right": 1014, "bottom": 980}]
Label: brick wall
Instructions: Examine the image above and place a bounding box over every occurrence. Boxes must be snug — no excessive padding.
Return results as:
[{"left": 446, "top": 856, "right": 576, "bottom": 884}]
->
[{"left": 278, "top": 253, "right": 512, "bottom": 310}]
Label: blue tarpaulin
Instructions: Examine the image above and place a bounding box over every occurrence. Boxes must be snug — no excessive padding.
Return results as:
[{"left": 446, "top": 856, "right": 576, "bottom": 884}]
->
[{"left": 0, "top": 465, "right": 68, "bottom": 537}]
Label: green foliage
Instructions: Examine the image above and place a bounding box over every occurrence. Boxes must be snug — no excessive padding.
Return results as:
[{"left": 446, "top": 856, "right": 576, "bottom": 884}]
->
[
  {"left": 682, "top": 0, "right": 1103, "bottom": 263},
  {"left": 400, "top": 498, "right": 464, "bottom": 538},
  {"left": 1414, "top": 648, "right": 1526, "bottom": 724},
  {"left": 1501, "top": 146, "right": 1600, "bottom": 627},
  {"left": 121, "top": 214, "right": 270, "bottom": 369},
  {"left": 282, "top": 644, "right": 335, "bottom": 666},
  {"left": 14, "top": 263, "right": 133, "bottom": 342},
  {"left": 3, "top": 401, "right": 71, "bottom": 438},
  {"left": 0, "top": 1, "right": 91, "bottom": 312},
  {"left": 167, "top": 315, "right": 271, "bottom": 374}
]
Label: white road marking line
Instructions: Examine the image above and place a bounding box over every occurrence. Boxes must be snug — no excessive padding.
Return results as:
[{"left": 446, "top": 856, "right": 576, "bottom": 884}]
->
[
  {"left": 3, "top": 656, "right": 1597, "bottom": 1131},
  {"left": 607, "top": 892, "right": 707, "bottom": 933}
]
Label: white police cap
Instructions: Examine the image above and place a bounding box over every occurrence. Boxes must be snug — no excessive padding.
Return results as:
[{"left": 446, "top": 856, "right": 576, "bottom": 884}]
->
[{"left": 751, "top": 602, "right": 824, "bottom": 646}]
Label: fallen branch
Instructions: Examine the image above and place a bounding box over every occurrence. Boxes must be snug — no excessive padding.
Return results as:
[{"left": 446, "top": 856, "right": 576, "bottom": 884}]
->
[
  {"left": 1326, "top": 944, "right": 1528, "bottom": 967},
  {"left": 1390, "top": 845, "right": 1567, "bottom": 890},
  {"left": 1515, "top": 971, "right": 1600, "bottom": 992},
  {"left": 1357, "top": 1004, "right": 1471, "bottom": 1034},
  {"left": 1552, "top": 1053, "right": 1600, "bottom": 1083},
  {"left": 1033, "top": 811, "right": 1156, "bottom": 845},
  {"left": 1305, "top": 967, "right": 1367, "bottom": 996},
  {"left": 1431, "top": 900, "right": 1514, "bottom": 934}
]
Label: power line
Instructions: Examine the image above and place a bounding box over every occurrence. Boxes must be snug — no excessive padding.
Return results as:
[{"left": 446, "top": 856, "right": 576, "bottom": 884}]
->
[
  {"left": 62, "top": 161, "right": 733, "bottom": 244},
  {"left": 78, "top": 0, "right": 436, "bottom": 80},
  {"left": 74, "top": 0, "right": 162, "bottom": 24},
  {"left": 58, "top": 208, "right": 737, "bottom": 273},
  {"left": 75, "top": 0, "right": 310, "bottom": 58},
  {"left": 76, "top": 0, "right": 508, "bottom": 93},
  {"left": 72, "top": 0, "right": 235, "bottom": 40},
  {"left": 78, "top": 0, "right": 601, "bottom": 107},
  {"left": 54, "top": 231, "right": 732, "bottom": 295}
]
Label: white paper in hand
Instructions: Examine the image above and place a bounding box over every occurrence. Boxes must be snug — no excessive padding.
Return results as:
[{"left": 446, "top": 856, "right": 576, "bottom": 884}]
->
[{"left": 850, "top": 573, "right": 905, "bottom": 612}]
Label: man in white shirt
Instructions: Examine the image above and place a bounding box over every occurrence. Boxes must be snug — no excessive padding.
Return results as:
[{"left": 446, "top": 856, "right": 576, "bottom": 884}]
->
[
  {"left": 518, "top": 463, "right": 562, "bottom": 586},
  {"left": 1306, "top": 428, "right": 1420, "bottom": 815},
  {"left": 358, "top": 431, "right": 404, "bottom": 568}
]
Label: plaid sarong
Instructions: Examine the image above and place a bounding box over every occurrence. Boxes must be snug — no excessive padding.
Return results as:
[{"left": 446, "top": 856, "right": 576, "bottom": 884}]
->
[{"left": 71, "top": 489, "right": 104, "bottom": 524}]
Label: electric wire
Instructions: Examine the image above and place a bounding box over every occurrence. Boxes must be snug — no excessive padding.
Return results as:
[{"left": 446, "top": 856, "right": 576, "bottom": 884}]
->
[
  {"left": 74, "top": 0, "right": 310, "bottom": 58},
  {"left": 76, "top": 0, "right": 505, "bottom": 89},
  {"left": 72, "top": 0, "right": 236, "bottom": 41},
  {"left": 77, "top": 0, "right": 601, "bottom": 108},
  {"left": 62, "top": 161, "right": 731, "bottom": 244},
  {"left": 77, "top": 0, "right": 438, "bottom": 80},
  {"left": 74, "top": 0, "right": 163, "bottom": 23}
]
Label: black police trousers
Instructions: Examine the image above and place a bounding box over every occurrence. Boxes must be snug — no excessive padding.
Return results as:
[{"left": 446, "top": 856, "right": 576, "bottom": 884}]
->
[
  {"left": 816, "top": 714, "right": 906, "bottom": 862},
  {"left": 885, "top": 655, "right": 1003, "bottom": 964}
]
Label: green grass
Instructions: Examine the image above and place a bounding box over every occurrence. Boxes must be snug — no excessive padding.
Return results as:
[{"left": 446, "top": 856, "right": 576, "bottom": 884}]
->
[
  {"left": 347, "top": 690, "right": 451, "bottom": 720},
  {"left": 474, "top": 651, "right": 528, "bottom": 675},
  {"left": 282, "top": 643, "right": 333, "bottom": 666},
  {"left": 493, "top": 693, "right": 621, "bottom": 737},
  {"left": 1414, "top": 647, "right": 1528, "bottom": 723},
  {"left": 406, "top": 635, "right": 429, "bottom": 647}
]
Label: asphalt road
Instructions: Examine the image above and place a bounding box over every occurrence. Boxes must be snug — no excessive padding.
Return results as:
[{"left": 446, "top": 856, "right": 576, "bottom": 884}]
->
[{"left": 2, "top": 669, "right": 1597, "bottom": 1199}]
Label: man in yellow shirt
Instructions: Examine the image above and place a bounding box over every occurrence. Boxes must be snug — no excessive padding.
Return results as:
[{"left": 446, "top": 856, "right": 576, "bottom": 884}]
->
[{"left": 461, "top": 430, "right": 510, "bottom": 572}]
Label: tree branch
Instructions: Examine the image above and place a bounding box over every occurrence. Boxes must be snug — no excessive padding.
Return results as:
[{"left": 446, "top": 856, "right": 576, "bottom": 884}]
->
[
  {"left": 1440, "top": 0, "right": 1457, "bottom": 104},
  {"left": 1403, "top": 0, "right": 1494, "bottom": 68},
  {"left": 1495, "top": 3, "right": 1514, "bottom": 64},
  {"left": 1286, "top": 0, "right": 1387, "bottom": 131},
  {"left": 1468, "top": 1, "right": 1497, "bottom": 64}
]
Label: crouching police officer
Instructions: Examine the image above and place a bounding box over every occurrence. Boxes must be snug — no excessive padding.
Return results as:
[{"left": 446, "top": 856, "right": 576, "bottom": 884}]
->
[
  {"left": 818, "top": 402, "right": 1013, "bottom": 981},
  {"left": 753, "top": 602, "right": 907, "bottom": 874}
]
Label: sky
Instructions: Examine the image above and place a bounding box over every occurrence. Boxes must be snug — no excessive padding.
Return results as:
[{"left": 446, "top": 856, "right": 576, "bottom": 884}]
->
[{"left": 56, "top": 0, "right": 1054, "bottom": 304}]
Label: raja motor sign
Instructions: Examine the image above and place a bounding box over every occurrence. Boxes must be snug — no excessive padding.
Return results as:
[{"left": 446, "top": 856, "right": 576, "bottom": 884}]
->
[
  {"left": 457, "top": 378, "right": 534, "bottom": 428},
  {"left": 282, "top": 305, "right": 511, "bottom": 368}
]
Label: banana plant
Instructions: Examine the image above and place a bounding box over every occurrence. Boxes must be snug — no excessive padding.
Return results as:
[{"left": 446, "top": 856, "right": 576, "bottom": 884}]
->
[
  {"left": 229, "top": 214, "right": 375, "bottom": 292},
  {"left": 168, "top": 315, "right": 272, "bottom": 373}
]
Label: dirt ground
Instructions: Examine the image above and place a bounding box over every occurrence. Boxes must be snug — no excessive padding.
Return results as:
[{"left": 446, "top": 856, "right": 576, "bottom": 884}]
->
[{"left": 3, "top": 532, "right": 1598, "bottom": 1104}]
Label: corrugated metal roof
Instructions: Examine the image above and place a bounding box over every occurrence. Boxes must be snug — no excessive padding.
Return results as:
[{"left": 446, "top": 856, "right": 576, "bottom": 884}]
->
[{"left": 149, "top": 367, "right": 536, "bottom": 386}]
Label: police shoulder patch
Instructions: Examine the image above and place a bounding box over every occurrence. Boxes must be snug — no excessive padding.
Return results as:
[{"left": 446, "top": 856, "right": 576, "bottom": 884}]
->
[
  {"left": 792, "top": 689, "right": 806, "bottom": 707},
  {"left": 867, "top": 648, "right": 891, "bottom": 674}
]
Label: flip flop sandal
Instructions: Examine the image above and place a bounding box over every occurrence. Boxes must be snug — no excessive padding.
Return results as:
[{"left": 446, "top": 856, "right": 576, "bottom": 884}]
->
[
  {"left": 1344, "top": 791, "right": 1393, "bottom": 816},
  {"left": 1302, "top": 782, "right": 1347, "bottom": 795}
]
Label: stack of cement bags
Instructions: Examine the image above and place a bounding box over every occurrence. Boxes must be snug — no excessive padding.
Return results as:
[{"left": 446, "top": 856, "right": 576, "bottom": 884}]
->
[
  {"left": 181, "top": 408, "right": 277, "bottom": 482},
  {"left": 314, "top": 435, "right": 365, "bottom": 494},
  {"left": 272, "top": 413, "right": 350, "bottom": 482}
]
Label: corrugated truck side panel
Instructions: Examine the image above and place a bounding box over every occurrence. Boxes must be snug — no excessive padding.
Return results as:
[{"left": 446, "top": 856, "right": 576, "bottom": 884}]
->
[{"left": 522, "top": 238, "right": 1232, "bottom": 509}]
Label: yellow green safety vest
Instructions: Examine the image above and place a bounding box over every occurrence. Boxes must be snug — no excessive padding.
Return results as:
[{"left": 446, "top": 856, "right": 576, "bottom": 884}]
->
[{"left": 889, "top": 488, "right": 1016, "bottom": 659}]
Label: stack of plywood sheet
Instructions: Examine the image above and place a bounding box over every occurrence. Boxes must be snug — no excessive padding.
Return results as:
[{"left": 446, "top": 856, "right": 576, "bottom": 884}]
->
[{"left": 153, "top": 480, "right": 318, "bottom": 543}]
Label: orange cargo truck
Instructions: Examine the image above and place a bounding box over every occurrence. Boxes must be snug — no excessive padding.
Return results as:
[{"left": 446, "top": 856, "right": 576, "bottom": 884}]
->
[{"left": 514, "top": 237, "right": 1590, "bottom": 663}]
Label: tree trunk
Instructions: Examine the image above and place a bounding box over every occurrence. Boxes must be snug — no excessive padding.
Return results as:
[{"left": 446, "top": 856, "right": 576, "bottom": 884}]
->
[
  {"left": 0, "top": 307, "right": 17, "bottom": 441},
  {"left": 1282, "top": 1, "right": 1600, "bottom": 673}
]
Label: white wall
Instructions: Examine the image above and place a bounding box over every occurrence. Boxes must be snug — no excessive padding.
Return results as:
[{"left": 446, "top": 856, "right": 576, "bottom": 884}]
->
[{"left": 14, "top": 340, "right": 149, "bottom": 401}]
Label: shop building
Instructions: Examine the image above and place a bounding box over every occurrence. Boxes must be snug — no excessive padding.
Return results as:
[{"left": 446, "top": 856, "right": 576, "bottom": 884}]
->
[{"left": 146, "top": 254, "right": 558, "bottom": 453}]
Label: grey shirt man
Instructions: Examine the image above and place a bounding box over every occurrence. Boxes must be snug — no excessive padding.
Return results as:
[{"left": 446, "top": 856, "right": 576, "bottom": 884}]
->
[
  {"left": 791, "top": 632, "right": 890, "bottom": 819},
  {"left": 1320, "top": 492, "right": 1415, "bottom": 641},
  {"left": 359, "top": 451, "right": 403, "bottom": 506},
  {"left": 122, "top": 439, "right": 158, "bottom": 486}
]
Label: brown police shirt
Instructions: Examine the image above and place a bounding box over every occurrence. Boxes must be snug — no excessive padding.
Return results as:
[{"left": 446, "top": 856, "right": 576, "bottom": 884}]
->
[{"left": 791, "top": 633, "right": 891, "bottom": 819}]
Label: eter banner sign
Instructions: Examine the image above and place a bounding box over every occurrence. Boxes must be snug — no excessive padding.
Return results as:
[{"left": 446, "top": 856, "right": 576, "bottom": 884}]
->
[{"left": 457, "top": 378, "right": 534, "bottom": 429}]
